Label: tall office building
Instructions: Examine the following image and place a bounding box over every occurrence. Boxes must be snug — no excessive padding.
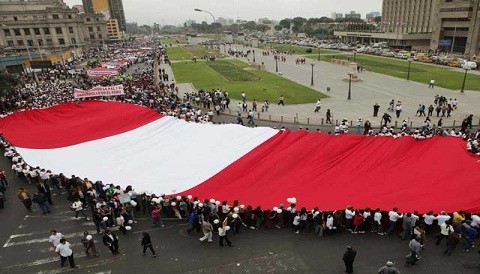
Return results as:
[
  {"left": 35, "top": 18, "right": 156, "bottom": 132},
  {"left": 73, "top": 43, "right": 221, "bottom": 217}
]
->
[
  {"left": 108, "top": 0, "right": 126, "bottom": 32},
  {"left": 382, "top": 0, "right": 436, "bottom": 34},
  {"left": 82, "top": 0, "right": 126, "bottom": 40}
]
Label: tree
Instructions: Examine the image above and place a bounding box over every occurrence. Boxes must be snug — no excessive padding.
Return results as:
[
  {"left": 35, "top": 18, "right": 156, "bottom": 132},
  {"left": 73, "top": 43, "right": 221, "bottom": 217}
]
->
[
  {"left": 374, "top": 16, "right": 382, "bottom": 23},
  {"left": 0, "top": 70, "right": 20, "bottom": 97},
  {"left": 242, "top": 21, "right": 257, "bottom": 31},
  {"left": 256, "top": 24, "right": 271, "bottom": 32},
  {"left": 279, "top": 19, "right": 291, "bottom": 30},
  {"left": 274, "top": 25, "right": 283, "bottom": 31},
  {"left": 292, "top": 17, "right": 307, "bottom": 33}
]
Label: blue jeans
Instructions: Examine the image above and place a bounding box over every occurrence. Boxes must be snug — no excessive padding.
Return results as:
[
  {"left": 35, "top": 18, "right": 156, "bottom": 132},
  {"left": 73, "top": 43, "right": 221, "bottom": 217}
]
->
[
  {"left": 38, "top": 202, "right": 49, "bottom": 214},
  {"left": 387, "top": 221, "right": 397, "bottom": 234},
  {"left": 464, "top": 237, "right": 474, "bottom": 250}
]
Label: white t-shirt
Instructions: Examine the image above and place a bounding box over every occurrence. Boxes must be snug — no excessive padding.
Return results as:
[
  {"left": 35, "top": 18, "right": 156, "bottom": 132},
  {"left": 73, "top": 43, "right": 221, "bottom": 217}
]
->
[
  {"left": 411, "top": 214, "right": 419, "bottom": 227},
  {"left": 363, "top": 211, "right": 371, "bottom": 219},
  {"left": 374, "top": 212, "right": 382, "bottom": 224},
  {"left": 345, "top": 209, "right": 355, "bottom": 219},
  {"left": 55, "top": 242, "right": 73, "bottom": 257},
  {"left": 326, "top": 216, "right": 334, "bottom": 229},
  {"left": 423, "top": 214, "right": 436, "bottom": 225},
  {"left": 436, "top": 215, "right": 451, "bottom": 226},
  {"left": 293, "top": 216, "right": 301, "bottom": 226},
  {"left": 388, "top": 211, "right": 402, "bottom": 222},
  {"left": 471, "top": 215, "right": 480, "bottom": 228},
  {"left": 49, "top": 233, "right": 64, "bottom": 247},
  {"left": 440, "top": 223, "right": 453, "bottom": 236},
  {"left": 72, "top": 201, "right": 83, "bottom": 211}
]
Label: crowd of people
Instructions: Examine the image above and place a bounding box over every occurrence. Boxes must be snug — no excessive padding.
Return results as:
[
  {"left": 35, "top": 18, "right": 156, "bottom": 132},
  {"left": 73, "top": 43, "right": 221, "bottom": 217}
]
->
[{"left": 0, "top": 40, "right": 479, "bottom": 272}]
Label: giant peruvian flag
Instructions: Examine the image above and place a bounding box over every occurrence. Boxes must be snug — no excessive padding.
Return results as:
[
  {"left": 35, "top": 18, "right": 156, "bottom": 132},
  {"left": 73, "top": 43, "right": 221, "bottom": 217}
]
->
[{"left": 1, "top": 101, "right": 479, "bottom": 213}]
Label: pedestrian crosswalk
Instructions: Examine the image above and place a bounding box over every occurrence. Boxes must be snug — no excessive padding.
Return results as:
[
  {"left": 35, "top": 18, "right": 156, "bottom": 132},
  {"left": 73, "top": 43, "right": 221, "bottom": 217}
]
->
[{"left": 0, "top": 207, "right": 113, "bottom": 273}]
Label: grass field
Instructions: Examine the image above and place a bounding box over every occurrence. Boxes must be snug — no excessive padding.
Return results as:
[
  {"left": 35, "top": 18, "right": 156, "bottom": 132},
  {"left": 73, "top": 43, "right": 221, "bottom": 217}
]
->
[
  {"left": 166, "top": 46, "right": 221, "bottom": 61},
  {"left": 172, "top": 59, "right": 325, "bottom": 104},
  {"left": 304, "top": 53, "right": 480, "bottom": 91},
  {"left": 263, "top": 42, "right": 480, "bottom": 91},
  {"left": 161, "top": 38, "right": 179, "bottom": 45}
]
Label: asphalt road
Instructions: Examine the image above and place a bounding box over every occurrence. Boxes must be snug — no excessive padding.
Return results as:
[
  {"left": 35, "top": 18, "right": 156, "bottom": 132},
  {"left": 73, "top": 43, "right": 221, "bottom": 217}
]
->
[{"left": 0, "top": 152, "right": 479, "bottom": 274}]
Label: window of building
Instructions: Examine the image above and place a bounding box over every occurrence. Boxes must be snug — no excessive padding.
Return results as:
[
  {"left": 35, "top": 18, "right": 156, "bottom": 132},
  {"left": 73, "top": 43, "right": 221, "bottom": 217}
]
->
[
  {"left": 55, "top": 27, "right": 62, "bottom": 34},
  {"left": 88, "top": 27, "right": 93, "bottom": 32},
  {"left": 33, "top": 28, "right": 40, "bottom": 35},
  {"left": 37, "top": 39, "right": 43, "bottom": 46},
  {"left": 46, "top": 38, "right": 53, "bottom": 45},
  {"left": 97, "top": 26, "right": 101, "bottom": 31},
  {"left": 44, "top": 28, "right": 50, "bottom": 35},
  {"left": 13, "top": 28, "right": 21, "bottom": 36},
  {"left": 27, "top": 40, "right": 34, "bottom": 47},
  {"left": 7, "top": 40, "right": 14, "bottom": 47},
  {"left": 23, "top": 28, "right": 30, "bottom": 35},
  {"left": 13, "top": 16, "right": 18, "bottom": 21},
  {"left": 86, "top": 17, "right": 91, "bottom": 22},
  {"left": 3, "top": 29, "right": 10, "bottom": 36},
  {"left": 58, "top": 38, "right": 65, "bottom": 45},
  {"left": 71, "top": 37, "right": 76, "bottom": 44},
  {"left": 17, "top": 40, "right": 24, "bottom": 46},
  {"left": 68, "top": 15, "right": 72, "bottom": 19},
  {"left": 90, "top": 34, "right": 95, "bottom": 39},
  {"left": 98, "top": 34, "right": 102, "bottom": 39},
  {"left": 69, "top": 27, "right": 74, "bottom": 34},
  {"left": 52, "top": 14, "right": 59, "bottom": 20}
]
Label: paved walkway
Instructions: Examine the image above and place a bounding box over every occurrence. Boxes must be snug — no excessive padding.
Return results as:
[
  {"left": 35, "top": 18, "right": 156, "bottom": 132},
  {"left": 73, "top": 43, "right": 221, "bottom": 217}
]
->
[{"left": 226, "top": 45, "right": 480, "bottom": 128}]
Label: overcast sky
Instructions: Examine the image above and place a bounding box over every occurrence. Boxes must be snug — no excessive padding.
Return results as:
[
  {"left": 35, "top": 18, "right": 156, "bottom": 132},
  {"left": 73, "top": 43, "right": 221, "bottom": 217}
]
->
[{"left": 64, "top": 0, "right": 382, "bottom": 25}]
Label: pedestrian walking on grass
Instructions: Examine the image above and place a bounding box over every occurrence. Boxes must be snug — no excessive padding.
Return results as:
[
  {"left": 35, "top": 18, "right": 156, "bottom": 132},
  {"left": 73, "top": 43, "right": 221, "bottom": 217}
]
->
[{"left": 342, "top": 245, "right": 357, "bottom": 273}]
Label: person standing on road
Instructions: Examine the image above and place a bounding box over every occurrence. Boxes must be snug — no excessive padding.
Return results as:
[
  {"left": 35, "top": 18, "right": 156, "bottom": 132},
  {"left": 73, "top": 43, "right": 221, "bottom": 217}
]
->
[
  {"left": 395, "top": 102, "right": 402, "bottom": 118},
  {"left": 32, "top": 192, "right": 50, "bottom": 215},
  {"left": 278, "top": 95, "right": 285, "bottom": 106},
  {"left": 141, "top": 232, "right": 156, "bottom": 258},
  {"left": 326, "top": 109, "right": 332, "bottom": 124},
  {"left": 429, "top": 79, "right": 435, "bottom": 88},
  {"left": 342, "top": 245, "right": 357, "bottom": 274},
  {"left": 247, "top": 110, "right": 255, "bottom": 126},
  {"left": 71, "top": 198, "right": 90, "bottom": 220},
  {"left": 373, "top": 103, "right": 380, "bottom": 117},
  {"left": 17, "top": 187, "right": 32, "bottom": 211},
  {"left": 49, "top": 230, "right": 64, "bottom": 250},
  {"left": 199, "top": 217, "right": 214, "bottom": 243},
  {"left": 314, "top": 100, "right": 322, "bottom": 113},
  {"left": 377, "top": 261, "right": 400, "bottom": 274},
  {"left": 102, "top": 229, "right": 119, "bottom": 255},
  {"left": 80, "top": 231, "right": 98, "bottom": 257},
  {"left": 55, "top": 238, "right": 76, "bottom": 268}
]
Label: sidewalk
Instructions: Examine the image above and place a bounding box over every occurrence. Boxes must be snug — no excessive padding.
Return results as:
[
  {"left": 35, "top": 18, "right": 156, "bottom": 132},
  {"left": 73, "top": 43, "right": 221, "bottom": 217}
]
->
[{"left": 226, "top": 45, "right": 479, "bottom": 128}]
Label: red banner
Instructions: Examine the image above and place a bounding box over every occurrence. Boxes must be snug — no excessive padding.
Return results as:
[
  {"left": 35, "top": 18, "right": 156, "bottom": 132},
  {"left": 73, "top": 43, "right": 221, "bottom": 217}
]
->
[{"left": 74, "top": 85, "right": 125, "bottom": 99}]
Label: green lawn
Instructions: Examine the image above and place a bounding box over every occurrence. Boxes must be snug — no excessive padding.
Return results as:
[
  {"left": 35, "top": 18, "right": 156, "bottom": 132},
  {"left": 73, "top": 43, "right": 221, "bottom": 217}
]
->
[
  {"left": 172, "top": 59, "right": 326, "bottom": 104},
  {"left": 304, "top": 53, "right": 480, "bottom": 91},
  {"left": 166, "top": 45, "right": 221, "bottom": 61},
  {"left": 161, "top": 38, "right": 179, "bottom": 45}
]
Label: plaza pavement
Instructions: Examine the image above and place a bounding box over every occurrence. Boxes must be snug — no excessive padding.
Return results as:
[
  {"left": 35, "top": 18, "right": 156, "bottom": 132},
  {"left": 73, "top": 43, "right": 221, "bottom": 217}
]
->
[{"left": 175, "top": 44, "right": 479, "bottom": 129}]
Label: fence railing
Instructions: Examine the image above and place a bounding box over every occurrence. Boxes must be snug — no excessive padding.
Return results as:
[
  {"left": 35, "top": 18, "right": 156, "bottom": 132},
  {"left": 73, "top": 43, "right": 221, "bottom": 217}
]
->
[{"left": 213, "top": 107, "right": 479, "bottom": 130}]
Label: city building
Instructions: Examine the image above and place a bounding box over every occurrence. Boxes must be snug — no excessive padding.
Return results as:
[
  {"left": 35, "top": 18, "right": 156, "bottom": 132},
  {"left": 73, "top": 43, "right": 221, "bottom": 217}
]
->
[
  {"left": 0, "top": 0, "right": 107, "bottom": 69},
  {"left": 331, "top": 12, "right": 343, "bottom": 20},
  {"left": 345, "top": 11, "right": 361, "bottom": 19},
  {"left": 82, "top": 0, "right": 126, "bottom": 39},
  {"left": 334, "top": 0, "right": 434, "bottom": 49},
  {"left": 72, "top": 5, "right": 85, "bottom": 14},
  {"left": 430, "top": 0, "right": 480, "bottom": 55}
]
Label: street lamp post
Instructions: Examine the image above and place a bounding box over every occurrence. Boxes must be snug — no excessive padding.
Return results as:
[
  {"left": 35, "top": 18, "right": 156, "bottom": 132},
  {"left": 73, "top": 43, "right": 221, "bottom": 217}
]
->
[
  {"left": 253, "top": 50, "right": 256, "bottom": 63},
  {"left": 407, "top": 58, "right": 412, "bottom": 81},
  {"left": 275, "top": 57, "right": 279, "bottom": 73},
  {"left": 310, "top": 63, "right": 314, "bottom": 86},
  {"left": 317, "top": 48, "right": 320, "bottom": 62},
  {"left": 194, "top": 8, "right": 216, "bottom": 23},
  {"left": 461, "top": 67, "right": 469, "bottom": 94},
  {"left": 347, "top": 73, "right": 352, "bottom": 100},
  {"left": 353, "top": 51, "right": 356, "bottom": 62}
]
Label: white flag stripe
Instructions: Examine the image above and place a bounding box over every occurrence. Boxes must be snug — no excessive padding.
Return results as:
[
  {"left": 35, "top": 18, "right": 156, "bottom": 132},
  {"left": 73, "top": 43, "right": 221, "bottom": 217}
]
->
[{"left": 17, "top": 116, "right": 277, "bottom": 195}]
